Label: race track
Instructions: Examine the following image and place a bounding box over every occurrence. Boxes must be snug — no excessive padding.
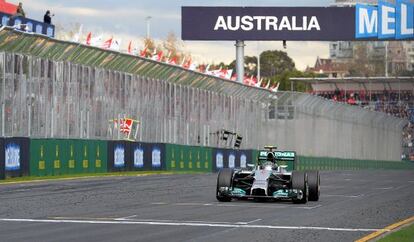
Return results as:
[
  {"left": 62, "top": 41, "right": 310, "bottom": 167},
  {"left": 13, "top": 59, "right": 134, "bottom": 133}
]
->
[{"left": 0, "top": 170, "right": 413, "bottom": 242}]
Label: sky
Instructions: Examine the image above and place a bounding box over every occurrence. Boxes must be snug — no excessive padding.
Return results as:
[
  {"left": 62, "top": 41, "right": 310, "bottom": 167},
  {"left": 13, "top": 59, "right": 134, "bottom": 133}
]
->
[{"left": 20, "top": 0, "right": 336, "bottom": 70}]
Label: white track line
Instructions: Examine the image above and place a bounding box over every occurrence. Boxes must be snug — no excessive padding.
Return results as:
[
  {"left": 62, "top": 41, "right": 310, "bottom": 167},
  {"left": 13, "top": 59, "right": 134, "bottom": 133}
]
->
[
  {"left": 374, "top": 187, "right": 393, "bottom": 190},
  {"left": 0, "top": 218, "right": 384, "bottom": 232},
  {"left": 151, "top": 202, "right": 321, "bottom": 209},
  {"left": 323, "top": 194, "right": 364, "bottom": 198}
]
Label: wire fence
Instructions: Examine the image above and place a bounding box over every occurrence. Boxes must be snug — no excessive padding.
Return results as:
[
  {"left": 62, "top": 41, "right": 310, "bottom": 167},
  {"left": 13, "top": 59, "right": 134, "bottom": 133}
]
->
[{"left": 0, "top": 28, "right": 407, "bottom": 161}]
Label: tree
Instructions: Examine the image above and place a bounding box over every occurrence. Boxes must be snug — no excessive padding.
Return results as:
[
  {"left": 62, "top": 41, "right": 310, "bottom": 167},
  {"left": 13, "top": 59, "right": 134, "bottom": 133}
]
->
[
  {"left": 260, "top": 50, "right": 296, "bottom": 77},
  {"left": 227, "top": 50, "right": 296, "bottom": 78},
  {"left": 227, "top": 56, "right": 258, "bottom": 76}
]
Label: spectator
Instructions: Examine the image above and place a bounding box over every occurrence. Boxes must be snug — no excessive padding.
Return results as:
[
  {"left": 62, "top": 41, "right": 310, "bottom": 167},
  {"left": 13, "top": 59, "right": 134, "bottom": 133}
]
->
[
  {"left": 43, "top": 10, "right": 53, "bottom": 25},
  {"left": 16, "top": 2, "right": 25, "bottom": 18}
]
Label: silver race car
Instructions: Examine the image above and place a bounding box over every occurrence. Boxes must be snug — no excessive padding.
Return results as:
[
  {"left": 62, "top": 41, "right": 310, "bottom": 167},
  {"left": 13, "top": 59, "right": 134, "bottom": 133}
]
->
[{"left": 216, "top": 146, "right": 320, "bottom": 203}]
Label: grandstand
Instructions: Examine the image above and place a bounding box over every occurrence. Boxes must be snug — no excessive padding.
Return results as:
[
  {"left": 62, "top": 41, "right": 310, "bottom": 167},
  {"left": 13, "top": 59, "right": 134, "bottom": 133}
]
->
[{"left": 290, "top": 77, "right": 414, "bottom": 161}]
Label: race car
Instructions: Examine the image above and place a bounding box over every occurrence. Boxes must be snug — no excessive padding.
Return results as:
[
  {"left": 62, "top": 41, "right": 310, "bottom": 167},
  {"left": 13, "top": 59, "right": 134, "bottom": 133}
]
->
[{"left": 216, "top": 146, "right": 320, "bottom": 203}]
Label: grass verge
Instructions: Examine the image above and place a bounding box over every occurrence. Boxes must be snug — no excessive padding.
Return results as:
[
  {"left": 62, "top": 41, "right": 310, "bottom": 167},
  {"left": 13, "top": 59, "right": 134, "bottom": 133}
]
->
[
  {"left": 378, "top": 223, "right": 414, "bottom": 242},
  {"left": 0, "top": 171, "right": 208, "bottom": 184}
]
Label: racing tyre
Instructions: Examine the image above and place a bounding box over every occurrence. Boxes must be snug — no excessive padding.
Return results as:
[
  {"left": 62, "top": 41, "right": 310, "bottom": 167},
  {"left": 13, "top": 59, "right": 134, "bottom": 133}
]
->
[
  {"left": 291, "top": 171, "right": 308, "bottom": 204},
  {"left": 307, "top": 170, "right": 320, "bottom": 201},
  {"left": 216, "top": 168, "right": 233, "bottom": 202}
]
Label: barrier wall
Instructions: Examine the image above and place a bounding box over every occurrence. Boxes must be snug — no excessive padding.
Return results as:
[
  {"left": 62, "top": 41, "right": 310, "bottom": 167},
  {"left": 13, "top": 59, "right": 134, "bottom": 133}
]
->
[
  {"left": 30, "top": 139, "right": 107, "bottom": 176},
  {"left": 0, "top": 137, "right": 4, "bottom": 180},
  {"left": 4, "top": 137, "right": 30, "bottom": 178},
  {"left": 1, "top": 138, "right": 413, "bottom": 182},
  {"left": 107, "top": 141, "right": 166, "bottom": 172},
  {"left": 296, "top": 156, "right": 414, "bottom": 170},
  {"left": 165, "top": 144, "right": 212, "bottom": 172}
]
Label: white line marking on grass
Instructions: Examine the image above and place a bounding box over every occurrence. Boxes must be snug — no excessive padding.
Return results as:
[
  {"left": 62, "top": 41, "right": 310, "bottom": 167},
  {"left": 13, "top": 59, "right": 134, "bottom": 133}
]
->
[{"left": 0, "top": 218, "right": 385, "bottom": 232}]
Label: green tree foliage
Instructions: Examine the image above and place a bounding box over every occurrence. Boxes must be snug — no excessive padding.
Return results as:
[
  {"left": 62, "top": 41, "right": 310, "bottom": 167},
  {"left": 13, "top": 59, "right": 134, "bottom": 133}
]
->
[
  {"left": 226, "top": 50, "right": 313, "bottom": 92},
  {"left": 260, "top": 50, "right": 296, "bottom": 77}
]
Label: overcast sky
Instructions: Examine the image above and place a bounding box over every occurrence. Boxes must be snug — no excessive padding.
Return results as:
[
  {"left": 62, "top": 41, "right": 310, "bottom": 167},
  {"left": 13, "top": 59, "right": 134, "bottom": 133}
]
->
[{"left": 21, "top": 0, "right": 336, "bottom": 70}]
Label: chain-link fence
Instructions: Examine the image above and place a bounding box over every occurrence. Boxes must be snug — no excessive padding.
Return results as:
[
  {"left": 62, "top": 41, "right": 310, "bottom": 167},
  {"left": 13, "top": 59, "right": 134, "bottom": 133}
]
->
[{"left": 0, "top": 28, "right": 407, "bottom": 161}]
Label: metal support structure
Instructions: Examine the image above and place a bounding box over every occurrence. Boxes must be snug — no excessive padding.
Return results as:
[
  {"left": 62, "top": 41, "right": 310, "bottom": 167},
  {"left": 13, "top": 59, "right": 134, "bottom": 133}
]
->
[
  {"left": 146, "top": 16, "right": 152, "bottom": 39},
  {"left": 257, "top": 41, "right": 261, "bottom": 83},
  {"left": 385, "top": 41, "right": 389, "bottom": 77},
  {"left": 235, "top": 40, "right": 245, "bottom": 83}
]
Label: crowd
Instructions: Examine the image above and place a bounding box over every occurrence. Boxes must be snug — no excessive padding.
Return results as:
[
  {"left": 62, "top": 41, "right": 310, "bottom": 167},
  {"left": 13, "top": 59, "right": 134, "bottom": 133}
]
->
[{"left": 315, "top": 90, "right": 414, "bottom": 161}]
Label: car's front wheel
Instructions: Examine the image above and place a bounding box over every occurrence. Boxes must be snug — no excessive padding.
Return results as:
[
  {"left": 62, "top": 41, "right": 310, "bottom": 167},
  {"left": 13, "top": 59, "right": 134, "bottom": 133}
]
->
[
  {"left": 307, "top": 170, "right": 320, "bottom": 201},
  {"left": 216, "top": 168, "right": 233, "bottom": 202},
  {"left": 292, "top": 171, "right": 308, "bottom": 204}
]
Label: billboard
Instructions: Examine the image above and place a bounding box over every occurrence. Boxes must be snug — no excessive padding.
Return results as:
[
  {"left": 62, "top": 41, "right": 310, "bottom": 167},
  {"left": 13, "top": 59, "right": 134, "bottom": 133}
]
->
[
  {"left": 182, "top": 3, "right": 414, "bottom": 41},
  {"left": 182, "top": 6, "right": 356, "bottom": 41}
]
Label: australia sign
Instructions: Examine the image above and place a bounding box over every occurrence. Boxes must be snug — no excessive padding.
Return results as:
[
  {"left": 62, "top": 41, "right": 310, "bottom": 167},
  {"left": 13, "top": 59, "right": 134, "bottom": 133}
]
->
[{"left": 182, "top": 1, "right": 414, "bottom": 41}]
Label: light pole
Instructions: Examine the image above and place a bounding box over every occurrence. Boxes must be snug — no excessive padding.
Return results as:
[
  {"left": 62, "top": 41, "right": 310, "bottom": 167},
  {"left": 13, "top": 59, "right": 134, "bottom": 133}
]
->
[
  {"left": 257, "top": 41, "right": 261, "bottom": 83},
  {"left": 146, "top": 16, "right": 152, "bottom": 39}
]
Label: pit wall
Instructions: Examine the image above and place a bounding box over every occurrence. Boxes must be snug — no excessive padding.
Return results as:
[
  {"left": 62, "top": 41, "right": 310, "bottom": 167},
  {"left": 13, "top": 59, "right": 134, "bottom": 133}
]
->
[{"left": 0, "top": 138, "right": 413, "bottom": 180}]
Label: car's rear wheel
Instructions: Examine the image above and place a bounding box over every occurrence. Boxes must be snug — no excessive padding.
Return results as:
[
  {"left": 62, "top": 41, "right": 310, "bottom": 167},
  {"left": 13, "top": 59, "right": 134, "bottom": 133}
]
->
[
  {"left": 216, "top": 168, "right": 233, "bottom": 202},
  {"left": 292, "top": 171, "right": 308, "bottom": 204},
  {"left": 307, "top": 170, "right": 320, "bottom": 201}
]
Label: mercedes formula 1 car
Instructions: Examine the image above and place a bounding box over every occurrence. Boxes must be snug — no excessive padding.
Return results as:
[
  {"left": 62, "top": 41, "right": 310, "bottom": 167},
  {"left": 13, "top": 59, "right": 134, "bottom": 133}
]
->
[{"left": 216, "top": 146, "right": 320, "bottom": 204}]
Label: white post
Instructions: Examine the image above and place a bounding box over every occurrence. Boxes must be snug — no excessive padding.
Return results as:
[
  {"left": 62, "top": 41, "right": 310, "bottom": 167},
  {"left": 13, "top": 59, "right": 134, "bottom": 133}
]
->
[
  {"left": 146, "top": 16, "right": 152, "bottom": 39},
  {"left": 385, "top": 41, "right": 389, "bottom": 77},
  {"left": 51, "top": 106, "right": 54, "bottom": 138},
  {"left": 235, "top": 40, "right": 245, "bottom": 83},
  {"left": 86, "top": 110, "right": 90, "bottom": 139},
  {"left": 257, "top": 41, "right": 261, "bottom": 83}
]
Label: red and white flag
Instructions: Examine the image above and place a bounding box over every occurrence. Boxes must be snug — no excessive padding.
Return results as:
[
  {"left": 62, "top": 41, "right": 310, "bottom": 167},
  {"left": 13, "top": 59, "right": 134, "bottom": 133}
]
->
[
  {"left": 110, "top": 39, "right": 121, "bottom": 51},
  {"left": 85, "top": 32, "right": 92, "bottom": 45},
  {"left": 270, "top": 82, "right": 280, "bottom": 92},
  {"left": 140, "top": 47, "right": 147, "bottom": 57},
  {"left": 255, "top": 78, "right": 263, "bottom": 87},
  {"left": 182, "top": 57, "right": 192, "bottom": 69},
  {"left": 114, "top": 118, "right": 134, "bottom": 136},
  {"left": 168, "top": 56, "right": 178, "bottom": 65},
  {"left": 127, "top": 41, "right": 132, "bottom": 54},
  {"left": 151, "top": 50, "right": 163, "bottom": 61},
  {"left": 102, "top": 37, "right": 113, "bottom": 49}
]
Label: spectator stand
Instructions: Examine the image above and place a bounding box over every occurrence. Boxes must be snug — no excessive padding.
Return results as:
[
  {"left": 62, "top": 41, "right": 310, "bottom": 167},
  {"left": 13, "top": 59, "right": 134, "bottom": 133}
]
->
[
  {"left": 290, "top": 77, "right": 414, "bottom": 161},
  {"left": 0, "top": 1, "right": 55, "bottom": 37}
]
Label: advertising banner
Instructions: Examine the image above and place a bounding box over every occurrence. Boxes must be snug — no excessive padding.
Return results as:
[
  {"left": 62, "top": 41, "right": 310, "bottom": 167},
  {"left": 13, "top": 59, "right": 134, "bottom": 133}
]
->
[
  {"left": 4, "top": 137, "right": 30, "bottom": 178},
  {"left": 107, "top": 141, "right": 130, "bottom": 172},
  {"left": 144, "top": 143, "right": 165, "bottom": 171}
]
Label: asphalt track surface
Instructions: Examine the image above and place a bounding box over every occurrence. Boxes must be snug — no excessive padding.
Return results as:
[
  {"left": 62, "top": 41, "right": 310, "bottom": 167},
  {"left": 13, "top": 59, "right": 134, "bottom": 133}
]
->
[{"left": 0, "top": 170, "right": 413, "bottom": 242}]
